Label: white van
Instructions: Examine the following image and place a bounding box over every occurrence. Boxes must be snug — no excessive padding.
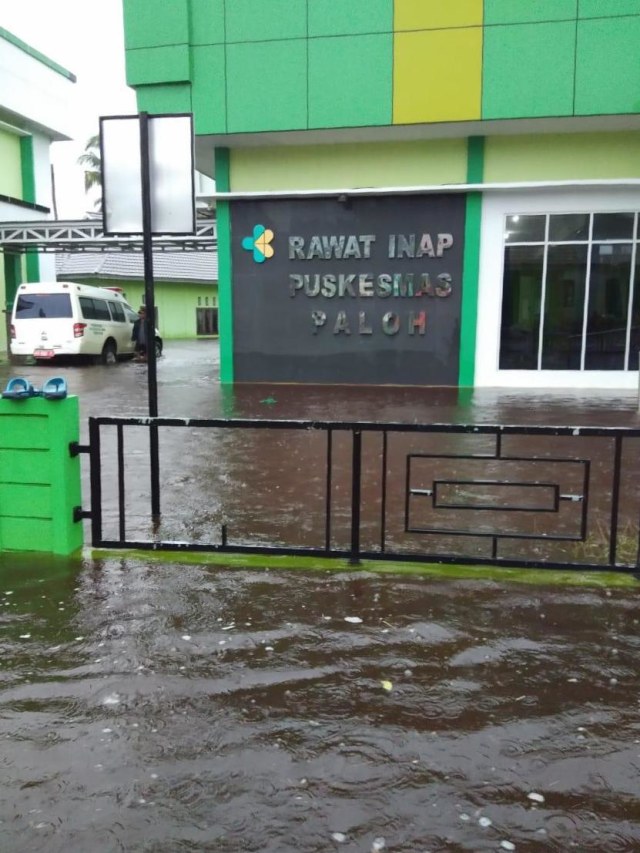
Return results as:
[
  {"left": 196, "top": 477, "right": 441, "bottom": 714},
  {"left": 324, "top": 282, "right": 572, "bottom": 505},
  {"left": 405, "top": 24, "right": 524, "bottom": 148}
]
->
[{"left": 10, "top": 281, "right": 162, "bottom": 364}]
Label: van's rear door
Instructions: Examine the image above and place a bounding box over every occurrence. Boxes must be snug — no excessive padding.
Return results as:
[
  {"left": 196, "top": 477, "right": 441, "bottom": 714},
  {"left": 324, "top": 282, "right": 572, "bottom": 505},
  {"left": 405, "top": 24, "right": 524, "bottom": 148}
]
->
[{"left": 13, "top": 292, "right": 74, "bottom": 357}]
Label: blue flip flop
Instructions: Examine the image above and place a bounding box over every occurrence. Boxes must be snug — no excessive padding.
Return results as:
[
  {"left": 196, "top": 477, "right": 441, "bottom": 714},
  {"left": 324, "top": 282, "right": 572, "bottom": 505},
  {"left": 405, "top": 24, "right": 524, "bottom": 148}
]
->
[
  {"left": 42, "top": 376, "right": 68, "bottom": 400},
  {"left": 1, "top": 377, "right": 39, "bottom": 400}
]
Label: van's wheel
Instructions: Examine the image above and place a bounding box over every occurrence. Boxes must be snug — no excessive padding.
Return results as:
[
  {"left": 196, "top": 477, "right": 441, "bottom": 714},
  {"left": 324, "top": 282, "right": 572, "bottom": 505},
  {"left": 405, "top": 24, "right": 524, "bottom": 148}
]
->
[
  {"left": 154, "top": 338, "right": 163, "bottom": 358},
  {"left": 100, "top": 340, "right": 117, "bottom": 365}
]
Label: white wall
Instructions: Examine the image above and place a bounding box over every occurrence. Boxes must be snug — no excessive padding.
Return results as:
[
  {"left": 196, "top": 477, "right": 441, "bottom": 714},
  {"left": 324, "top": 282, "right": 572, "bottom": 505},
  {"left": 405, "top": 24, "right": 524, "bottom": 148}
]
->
[
  {"left": 475, "top": 188, "right": 640, "bottom": 389},
  {"left": 0, "top": 36, "right": 77, "bottom": 141}
]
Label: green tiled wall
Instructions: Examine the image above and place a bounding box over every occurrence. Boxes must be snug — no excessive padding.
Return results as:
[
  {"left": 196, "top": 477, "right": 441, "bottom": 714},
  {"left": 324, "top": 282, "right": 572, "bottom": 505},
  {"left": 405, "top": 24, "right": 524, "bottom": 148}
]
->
[
  {"left": 575, "top": 16, "right": 640, "bottom": 115},
  {"left": 226, "top": 40, "right": 307, "bottom": 133},
  {"left": 136, "top": 83, "right": 192, "bottom": 114},
  {"left": 308, "top": 0, "right": 393, "bottom": 36},
  {"left": 124, "top": 0, "right": 640, "bottom": 132},
  {"left": 225, "top": 0, "right": 307, "bottom": 41},
  {"left": 482, "top": 22, "right": 577, "bottom": 119},
  {"left": 190, "top": 0, "right": 225, "bottom": 45},
  {"left": 124, "top": 0, "right": 189, "bottom": 48},
  {"left": 126, "top": 45, "right": 190, "bottom": 85},
  {"left": 308, "top": 35, "right": 392, "bottom": 128},
  {"left": 192, "top": 45, "right": 226, "bottom": 134},
  {"left": 484, "top": 0, "right": 578, "bottom": 24}
]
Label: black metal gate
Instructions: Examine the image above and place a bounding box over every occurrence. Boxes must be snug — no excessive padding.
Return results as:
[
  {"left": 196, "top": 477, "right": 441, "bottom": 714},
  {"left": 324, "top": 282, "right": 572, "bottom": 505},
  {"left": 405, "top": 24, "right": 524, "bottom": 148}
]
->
[{"left": 75, "top": 417, "right": 640, "bottom": 574}]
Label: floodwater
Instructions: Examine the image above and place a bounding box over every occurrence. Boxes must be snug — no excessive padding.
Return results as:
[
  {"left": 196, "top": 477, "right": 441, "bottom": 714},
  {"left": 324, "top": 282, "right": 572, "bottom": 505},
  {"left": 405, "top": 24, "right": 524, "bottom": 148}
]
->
[
  {"left": 2, "top": 341, "right": 640, "bottom": 850},
  {"left": 1, "top": 553, "right": 640, "bottom": 852}
]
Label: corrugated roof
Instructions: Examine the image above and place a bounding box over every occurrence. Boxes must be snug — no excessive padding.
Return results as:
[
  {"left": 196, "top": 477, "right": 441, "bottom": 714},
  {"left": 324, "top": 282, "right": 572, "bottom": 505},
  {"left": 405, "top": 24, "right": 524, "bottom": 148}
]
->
[{"left": 55, "top": 251, "right": 218, "bottom": 283}]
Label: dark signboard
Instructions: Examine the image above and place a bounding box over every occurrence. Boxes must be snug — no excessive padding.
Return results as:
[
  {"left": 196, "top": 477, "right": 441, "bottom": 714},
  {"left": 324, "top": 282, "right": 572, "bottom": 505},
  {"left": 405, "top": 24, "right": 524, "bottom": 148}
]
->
[{"left": 230, "top": 194, "right": 466, "bottom": 385}]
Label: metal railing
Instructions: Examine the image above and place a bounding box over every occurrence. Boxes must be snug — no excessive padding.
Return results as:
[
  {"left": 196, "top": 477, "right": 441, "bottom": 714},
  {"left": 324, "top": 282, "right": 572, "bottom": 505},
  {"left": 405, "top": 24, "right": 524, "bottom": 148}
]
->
[{"left": 75, "top": 417, "right": 640, "bottom": 574}]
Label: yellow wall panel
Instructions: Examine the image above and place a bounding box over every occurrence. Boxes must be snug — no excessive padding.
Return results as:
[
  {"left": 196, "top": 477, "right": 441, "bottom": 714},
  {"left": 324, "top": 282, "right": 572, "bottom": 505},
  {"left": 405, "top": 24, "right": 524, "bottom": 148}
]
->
[
  {"left": 230, "top": 139, "right": 468, "bottom": 191},
  {"left": 394, "top": 0, "right": 483, "bottom": 31},
  {"left": 484, "top": 132, "right": 640, "bottom": 182},
  {"left": 0, "top": 129, "right": 22, "bottom": 198},
  {"left": 393, "top": 28, "right": 482, "bottom": 124}
]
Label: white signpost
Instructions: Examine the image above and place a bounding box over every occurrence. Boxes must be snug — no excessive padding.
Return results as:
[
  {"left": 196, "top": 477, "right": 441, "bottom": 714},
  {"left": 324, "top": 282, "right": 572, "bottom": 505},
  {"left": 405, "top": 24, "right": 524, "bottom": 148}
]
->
[{"left": 100, "top": 113, "right": 195, "bottom": 517}]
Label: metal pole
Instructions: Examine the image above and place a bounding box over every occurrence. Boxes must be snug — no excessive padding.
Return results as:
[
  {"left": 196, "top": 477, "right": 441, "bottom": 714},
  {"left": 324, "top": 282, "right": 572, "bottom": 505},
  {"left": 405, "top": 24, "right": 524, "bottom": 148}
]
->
[
  {"left": 139, "top": 111, "right": 161, "bottom": 518},
  {"left": 349, "top": 429, "right": 362, "bottom": 565}
]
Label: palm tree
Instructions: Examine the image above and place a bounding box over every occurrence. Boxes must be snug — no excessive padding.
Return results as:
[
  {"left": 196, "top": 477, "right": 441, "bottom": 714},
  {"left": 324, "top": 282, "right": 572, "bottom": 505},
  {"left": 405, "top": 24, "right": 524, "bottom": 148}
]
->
[{"left": 77, "top": 134, "right": 102, "bottom": 210}]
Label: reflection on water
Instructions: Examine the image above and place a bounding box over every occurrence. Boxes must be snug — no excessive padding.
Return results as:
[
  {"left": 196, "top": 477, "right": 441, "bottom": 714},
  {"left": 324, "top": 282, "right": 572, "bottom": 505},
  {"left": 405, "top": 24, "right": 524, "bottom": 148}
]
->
[{"left": 1, "top": 553, "right": 640, "bottom": 851}]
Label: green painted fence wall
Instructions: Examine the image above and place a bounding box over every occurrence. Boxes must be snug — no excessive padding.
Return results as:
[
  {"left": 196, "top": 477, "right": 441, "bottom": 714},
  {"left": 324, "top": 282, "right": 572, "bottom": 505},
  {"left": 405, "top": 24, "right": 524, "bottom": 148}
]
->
[
  {"left": 124, "top": 0, "right": 640, "bottom": 135},
  {"left": 0, "top": 396, "right": 82, "bottom": 555}
]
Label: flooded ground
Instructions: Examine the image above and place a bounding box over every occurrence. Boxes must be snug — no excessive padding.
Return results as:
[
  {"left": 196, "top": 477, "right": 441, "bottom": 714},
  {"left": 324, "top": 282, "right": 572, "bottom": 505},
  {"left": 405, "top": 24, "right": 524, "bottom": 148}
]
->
[
  {"left": 2, "top": 342, "right": 640, "bottom": 850},
  {"left": 1, "top": 552, "right": 639, "bottom": 852}
]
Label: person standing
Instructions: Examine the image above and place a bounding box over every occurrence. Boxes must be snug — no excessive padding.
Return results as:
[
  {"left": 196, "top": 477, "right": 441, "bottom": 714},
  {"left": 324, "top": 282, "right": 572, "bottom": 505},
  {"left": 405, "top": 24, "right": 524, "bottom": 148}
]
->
[{"left": 132, "top": 306, "right": 148, "bottom": 361}]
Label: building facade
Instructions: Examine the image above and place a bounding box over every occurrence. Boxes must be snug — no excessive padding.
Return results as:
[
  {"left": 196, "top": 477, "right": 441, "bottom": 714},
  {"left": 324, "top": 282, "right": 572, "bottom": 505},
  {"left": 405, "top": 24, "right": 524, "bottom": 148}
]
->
[
  {"left": 122, "top": 0, "right": 640, "bottom": 387},
  {"left": 0, "top": 28, "right": 76, "bottom": 357},
  {"left": 56, "top": 251, "right": 219, "bottom": 340}
]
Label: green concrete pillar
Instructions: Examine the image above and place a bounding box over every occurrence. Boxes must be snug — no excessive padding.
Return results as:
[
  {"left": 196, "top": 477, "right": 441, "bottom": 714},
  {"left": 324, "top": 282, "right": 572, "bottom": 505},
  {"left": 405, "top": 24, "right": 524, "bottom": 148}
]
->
[{"left": 0, "top": 395, "right": 83, "bottom": 555}]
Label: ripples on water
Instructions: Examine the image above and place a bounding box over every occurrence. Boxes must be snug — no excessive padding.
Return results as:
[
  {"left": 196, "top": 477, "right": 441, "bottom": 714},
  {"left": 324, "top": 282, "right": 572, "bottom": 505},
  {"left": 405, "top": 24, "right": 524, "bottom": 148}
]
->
[{"left": 1, "top": 553, "right": 640, "bottom": 852}]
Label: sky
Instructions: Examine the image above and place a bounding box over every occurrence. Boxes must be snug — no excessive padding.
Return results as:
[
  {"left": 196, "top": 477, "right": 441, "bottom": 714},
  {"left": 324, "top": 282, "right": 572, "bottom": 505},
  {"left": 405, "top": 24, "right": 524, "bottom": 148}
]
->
[{"left": 2, "top": 0, "right": 137, "bottom": 218}]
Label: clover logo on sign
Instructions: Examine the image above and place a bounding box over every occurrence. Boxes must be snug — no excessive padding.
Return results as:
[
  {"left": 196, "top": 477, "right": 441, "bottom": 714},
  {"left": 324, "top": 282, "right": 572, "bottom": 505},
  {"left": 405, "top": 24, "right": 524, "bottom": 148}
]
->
[{"left": 242, "top": 224, "right": 274, "bottom": 263}]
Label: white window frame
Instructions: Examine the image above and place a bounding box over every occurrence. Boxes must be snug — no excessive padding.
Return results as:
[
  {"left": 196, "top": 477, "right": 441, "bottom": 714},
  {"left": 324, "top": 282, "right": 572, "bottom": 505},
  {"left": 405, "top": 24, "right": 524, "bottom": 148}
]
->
[{"left": 476, "top": 188, "right": 640, "bottom": 389}]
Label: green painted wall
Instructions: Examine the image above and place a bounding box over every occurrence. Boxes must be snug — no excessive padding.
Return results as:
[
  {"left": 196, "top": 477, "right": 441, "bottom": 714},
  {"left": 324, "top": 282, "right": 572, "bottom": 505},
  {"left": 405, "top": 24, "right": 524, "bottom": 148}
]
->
[
  {"left": 230, "top": 139, "right": 468, "bottom": 191},
  {"left": 0, "top": 129, "right": 22, "bottom": 198},
  {"left": 77, "top": 279, "right": 217, "bottom": 339},
  {"left": 215, "top": 148, "right": 233, "bottom": 383},
  {"left": 484, "top": 132, "right": 640, "bottom": 182},
  {"left": 459, "top": 137, "right": 484, "bottom": 388},
  {"left": 124, "top": 0, "right": 640, "bottom": 134},
  {"left": 0, "top": 396, "right": 82, "bottom": 555},
  {"left": 19, "top": 137, "right": 40, "bottom": 283}
]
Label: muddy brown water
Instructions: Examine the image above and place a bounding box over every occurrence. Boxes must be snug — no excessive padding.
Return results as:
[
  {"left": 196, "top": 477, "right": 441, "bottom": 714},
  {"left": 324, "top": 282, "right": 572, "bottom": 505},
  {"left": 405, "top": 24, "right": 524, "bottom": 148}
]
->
[{"left": 2, "top": 341, "right": 640, "bottom": 850}]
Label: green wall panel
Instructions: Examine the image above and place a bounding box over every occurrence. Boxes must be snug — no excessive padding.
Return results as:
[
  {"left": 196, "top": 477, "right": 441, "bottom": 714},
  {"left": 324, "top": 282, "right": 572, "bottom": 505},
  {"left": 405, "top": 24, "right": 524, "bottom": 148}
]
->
[
  {"left": 483, "top": 21, "right": 576, "bottom": 119},
  {"left": 0, "top": 484, "right": 51, "bottom": 517},
  {"left": 215, "top": 148, "right": 233, "bottom": 384},
  {"left": 308, "top": 0, "right": 393, "bottom": 36},
  {"left": 225, "top": 0, "right": 307, "bottom": 42},
  {"left": 226, "top": 40, "right": 307, "bottom": 132},
  {"left": 0, "top": 449, "right": 48, "bottom": 483},
  {"left": 0, "top": 130, "right": 21, "bottom": 199},
  {"left": 190, "top": 0, "right": 225, "bottom": 45},
  {"left": 0, "top": 518, "right": 52, "bottom": 552},
  {"left": 123, "top": 0, "right": 189, "bottom": 48},
  {"left": 0, "top": 413, "right": 48, "bottom": 448},
  {"left": 20, "top": 136, "right": 35, "bottom": 203},
  {"left": 230, "top": 139, "right": 468, "bottom": 190},
  {"left": 484, "top": 0, "right": 577, "bottom": 24},
  {"left": 126, "top": 45, "right": 190, "bottom": 85},
  {"left": 192, "top": 45, "right": 226, "bottom": 134},
  {"left": 484, "top": 132, "right": 640, "bottom": 181},
  {"left": 0, "top": 397, "right": 81, "bottom": 556},
  {"left": 575, "top": 16, "right": 640, "bottom": 114},
  {"left": 308, "top": 35, "right": 392, "bottom": 129},
  {"left": 136, "top": 84, "right": 192, "bottom": 114},
  {"left": 579, "top": 0, "right": 640, "bottom": 16}
]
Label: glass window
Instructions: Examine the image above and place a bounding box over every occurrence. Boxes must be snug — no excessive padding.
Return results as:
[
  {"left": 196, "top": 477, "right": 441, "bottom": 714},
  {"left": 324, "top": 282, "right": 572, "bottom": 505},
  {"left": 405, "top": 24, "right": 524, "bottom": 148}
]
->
[
  {"left": 584, "top": 244, "right": 633, "bottom": 370},
  {"left": 108, "top": 301, "right": 126, "bottom": 322},
  {"left": 504, "top": 214, "right": 545, "bottom": 244},
  {"left": 593, "top": 212, "right": 634, "bottom": 241},
  {"left": 196, "top": 307, "right": 218, "bottom": 335},
  {"left": 80, "top": 298, "right": 110, "bottom": 321},
  {"left": 499, "top": 246, "right": 544, "bottom": 369},
  {"left": 549, "top": 214, "right": 589, "bottom": 242},
  {"left": 499, "top": 209, "right": 640, "bottom": 372},
  {"left": 79, "top": 297, "right": 97, "bottom": 319},
  {"left": 15, "top": 293, "right": 72, "bottom": 318},
  {"left": 541, "top": 245, "right": 588, "bottom": 370}
]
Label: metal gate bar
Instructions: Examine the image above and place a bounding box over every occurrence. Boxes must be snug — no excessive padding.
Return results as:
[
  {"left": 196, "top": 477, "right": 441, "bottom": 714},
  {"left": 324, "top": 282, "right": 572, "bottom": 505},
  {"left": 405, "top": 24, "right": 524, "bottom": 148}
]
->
[{"left": 77, "top": 416, "right": 640, "bottom": 574}]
